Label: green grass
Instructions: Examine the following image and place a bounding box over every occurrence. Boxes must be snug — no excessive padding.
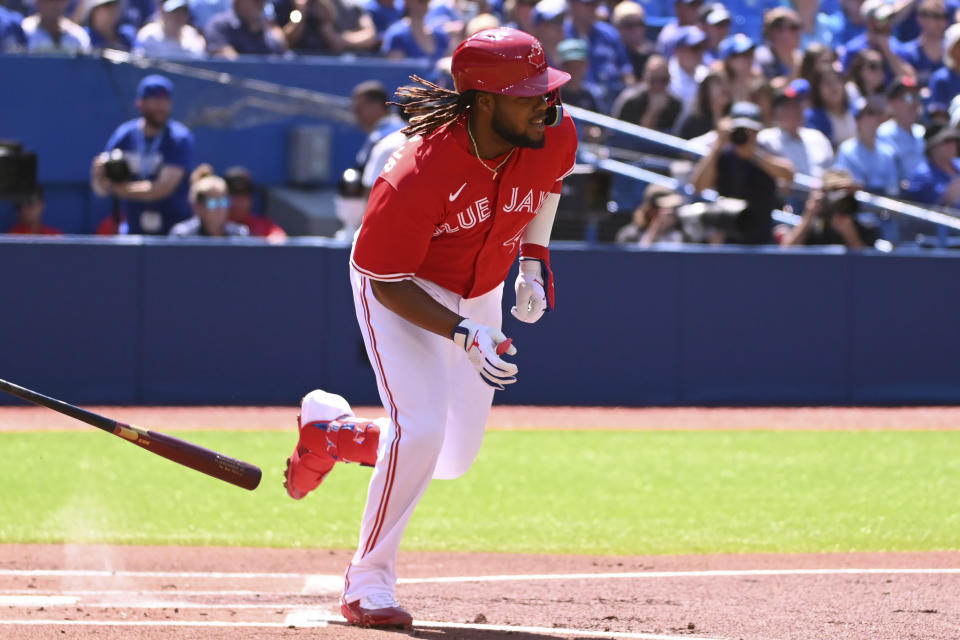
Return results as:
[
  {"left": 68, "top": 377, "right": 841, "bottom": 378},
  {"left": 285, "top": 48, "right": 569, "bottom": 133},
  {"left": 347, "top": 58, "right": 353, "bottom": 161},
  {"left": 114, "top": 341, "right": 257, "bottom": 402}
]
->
[{"left": 2, "top": 430, "right": 959, "bottom": 554}]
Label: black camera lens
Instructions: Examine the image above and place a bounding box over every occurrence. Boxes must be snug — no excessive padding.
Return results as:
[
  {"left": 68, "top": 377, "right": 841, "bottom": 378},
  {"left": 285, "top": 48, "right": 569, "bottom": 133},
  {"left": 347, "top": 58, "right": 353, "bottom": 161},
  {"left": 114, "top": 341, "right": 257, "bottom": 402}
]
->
[
  {"left": 103, "top": 149, "right": 132, "bottom": 184},
  {"left": 730, "top": 127, "right": 750, "bottom": 145}
]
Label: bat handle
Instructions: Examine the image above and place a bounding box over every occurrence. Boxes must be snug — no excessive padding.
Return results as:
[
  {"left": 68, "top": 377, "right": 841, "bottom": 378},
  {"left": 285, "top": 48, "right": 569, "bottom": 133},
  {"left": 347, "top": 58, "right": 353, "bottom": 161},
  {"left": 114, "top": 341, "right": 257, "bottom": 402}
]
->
[{"left": 496, "top": 338, "right": 513, "bottom": 356}]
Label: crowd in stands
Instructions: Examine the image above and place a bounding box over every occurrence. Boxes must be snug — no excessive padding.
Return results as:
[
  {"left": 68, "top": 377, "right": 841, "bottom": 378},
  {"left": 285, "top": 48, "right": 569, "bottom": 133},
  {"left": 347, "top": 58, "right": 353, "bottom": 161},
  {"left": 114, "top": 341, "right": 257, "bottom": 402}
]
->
[{"left": 3, "top": 0, "right": 960, "bottom": 246}]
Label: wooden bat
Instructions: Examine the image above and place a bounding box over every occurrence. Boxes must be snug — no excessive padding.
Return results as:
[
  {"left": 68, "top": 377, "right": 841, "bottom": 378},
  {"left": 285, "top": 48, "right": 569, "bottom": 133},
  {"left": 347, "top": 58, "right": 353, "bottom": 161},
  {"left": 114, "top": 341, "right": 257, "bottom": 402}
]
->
[{"left": 0, "top": 378, "right": 261, "bottom": 491}]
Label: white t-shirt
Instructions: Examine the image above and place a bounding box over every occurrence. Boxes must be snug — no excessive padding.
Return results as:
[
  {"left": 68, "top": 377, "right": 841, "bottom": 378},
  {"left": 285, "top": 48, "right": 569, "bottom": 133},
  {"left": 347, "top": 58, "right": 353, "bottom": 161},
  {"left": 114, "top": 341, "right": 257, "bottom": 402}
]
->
[
  {"left": 361, "top": 128, "right": 409, "bottom": 189},
  {"left": 757, "top": 126, "right": 834, "bottom": 178},
  {"left": 134, "top": 22, "right": 206, "bottom": 58},
  {"left": 22, "top": 16, "right": 90, "bottom": 53}
]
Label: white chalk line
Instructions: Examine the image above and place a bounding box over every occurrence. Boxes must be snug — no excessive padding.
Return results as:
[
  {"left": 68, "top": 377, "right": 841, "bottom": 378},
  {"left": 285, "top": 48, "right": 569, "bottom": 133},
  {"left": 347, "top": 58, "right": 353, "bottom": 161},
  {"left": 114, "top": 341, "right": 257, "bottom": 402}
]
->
[{"left": 4, "top": 567, "right": 959, "bottom": 582}]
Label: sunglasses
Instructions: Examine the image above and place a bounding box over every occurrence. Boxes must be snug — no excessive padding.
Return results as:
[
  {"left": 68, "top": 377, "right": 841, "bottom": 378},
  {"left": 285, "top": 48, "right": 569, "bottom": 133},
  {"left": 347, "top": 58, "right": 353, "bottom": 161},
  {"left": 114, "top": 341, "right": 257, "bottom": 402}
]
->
[
  {"left": 864, "top": 62, "right": 884, "bottom": 70},
  {"left": 619, "top": 20, "right": 646, "bottom": 28},
  {"left": 775, "top": 22, "right": 801, "bottom": 31},
  {"left": 202, "top": 196, "right": 230, "bottom": 209},
  {"left": 648, "top": 75, "right": 670, "bottom": 85},
  {"left": 919, "top": 11, "right": 948, "bottom": 18}
]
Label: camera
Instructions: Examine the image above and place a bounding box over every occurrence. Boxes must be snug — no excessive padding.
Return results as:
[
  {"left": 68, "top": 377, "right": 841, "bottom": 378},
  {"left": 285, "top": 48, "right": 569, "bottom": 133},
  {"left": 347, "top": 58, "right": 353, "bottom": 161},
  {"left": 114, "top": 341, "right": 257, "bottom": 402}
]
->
[
  {"left": 102, "top": 148, "right": 133, "bottom": 184},
  {"left": 0, "top": 141, "right": 38, "bottom": 199},
  {"left": 676, "top": 197, "right": 748, "bottom": 241},
  {"left": 730, "top": 127, "right": 750, "bottom": 146}
]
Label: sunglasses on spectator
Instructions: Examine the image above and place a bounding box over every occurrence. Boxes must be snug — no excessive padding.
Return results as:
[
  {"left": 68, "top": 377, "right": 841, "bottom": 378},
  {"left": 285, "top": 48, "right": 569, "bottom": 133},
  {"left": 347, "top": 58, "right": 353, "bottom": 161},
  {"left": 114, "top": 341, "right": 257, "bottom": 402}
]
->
[
  {"left": 648, "top": 75, "right": 670, "bottom": 85},
  {"left": 202, "top": 196, "right": 230, "bottom": 209},
  {"left": 919, "top": 11, "right": 948, "bottom": 18},
  {"left": 619, "top": 20, "right": 646, "bottom": 28},
  {"left": 775, "top": 21, "right": 801, "bottom": 31},
  {"left": 864, "top": 61, "right": 884, "bottom": 70}
]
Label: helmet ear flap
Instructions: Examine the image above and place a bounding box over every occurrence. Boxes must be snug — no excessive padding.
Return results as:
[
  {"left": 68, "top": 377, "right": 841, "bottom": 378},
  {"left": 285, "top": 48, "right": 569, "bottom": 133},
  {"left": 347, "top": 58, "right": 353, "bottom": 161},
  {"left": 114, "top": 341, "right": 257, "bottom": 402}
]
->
[{"left": 544, "top": 91, "right": 563, "bottom": 127}]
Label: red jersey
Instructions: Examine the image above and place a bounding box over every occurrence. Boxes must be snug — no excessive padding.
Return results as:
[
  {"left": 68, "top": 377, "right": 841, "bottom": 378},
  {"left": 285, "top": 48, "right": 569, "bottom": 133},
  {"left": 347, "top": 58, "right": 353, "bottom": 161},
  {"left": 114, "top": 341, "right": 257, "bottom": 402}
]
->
[
  {"left": 7, "top": 222, "right": 61, "bottom": 235},
  {"left": 239, "top": 214, "right": 287, "bottom": 240},
  {"left": 351, "top": 111, "right": 577, "bottom": 299}
]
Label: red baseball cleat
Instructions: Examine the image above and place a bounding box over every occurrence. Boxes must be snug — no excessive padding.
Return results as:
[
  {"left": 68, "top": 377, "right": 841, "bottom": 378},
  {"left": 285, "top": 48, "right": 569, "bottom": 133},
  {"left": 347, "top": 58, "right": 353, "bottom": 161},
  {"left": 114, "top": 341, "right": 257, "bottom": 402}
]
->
[{"left": 341, "top": 595, "right": 413, "bottom": 629}]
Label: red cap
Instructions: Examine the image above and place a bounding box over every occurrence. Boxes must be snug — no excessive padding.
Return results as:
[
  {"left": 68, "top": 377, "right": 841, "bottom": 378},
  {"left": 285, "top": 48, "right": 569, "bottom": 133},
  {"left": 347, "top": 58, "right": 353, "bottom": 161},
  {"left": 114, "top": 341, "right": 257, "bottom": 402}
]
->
[{"left": 452, "top": 28, "right": 571, "bottom": 97}]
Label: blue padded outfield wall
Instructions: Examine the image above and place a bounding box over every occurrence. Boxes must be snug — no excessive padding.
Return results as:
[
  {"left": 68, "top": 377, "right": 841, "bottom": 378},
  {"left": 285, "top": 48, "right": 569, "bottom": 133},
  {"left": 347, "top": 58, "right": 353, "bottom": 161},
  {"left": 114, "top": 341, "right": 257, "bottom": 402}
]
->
[{"left": 2, "top": 238, "right": 959, "bottom": 407}]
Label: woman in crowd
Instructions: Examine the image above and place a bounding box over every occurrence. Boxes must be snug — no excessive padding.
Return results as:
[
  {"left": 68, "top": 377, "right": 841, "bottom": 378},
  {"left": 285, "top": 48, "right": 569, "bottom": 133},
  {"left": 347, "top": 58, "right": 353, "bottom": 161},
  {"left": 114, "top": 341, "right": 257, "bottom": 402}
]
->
[
  {"left": 677, "top": 70, "right": 731, "bottom": 139},
  {"left": 134, "top": 0, "right": 206, "bottom": 58},
  {"left": 169, "top": 164, "right": 250, "bottom": 237},
  {"left": 846, "top": 48, "right": 888, "bottom": 101},
  {"left": 806, "top": 64, "right": 856, "bottom": 146},
  {"left": 719, "top": 34, "right": 763, "bottom": 104}
]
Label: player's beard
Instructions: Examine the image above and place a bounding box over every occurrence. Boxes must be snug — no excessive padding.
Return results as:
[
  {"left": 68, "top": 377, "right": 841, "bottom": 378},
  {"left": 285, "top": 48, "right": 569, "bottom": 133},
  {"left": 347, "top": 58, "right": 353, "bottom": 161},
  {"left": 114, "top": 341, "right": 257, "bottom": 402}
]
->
[
  {"left": 143, "top": 111, "right": 169, "bottom": 130},
  {"left": 491, "top": 108, "right": 546, "bottom": 149}
]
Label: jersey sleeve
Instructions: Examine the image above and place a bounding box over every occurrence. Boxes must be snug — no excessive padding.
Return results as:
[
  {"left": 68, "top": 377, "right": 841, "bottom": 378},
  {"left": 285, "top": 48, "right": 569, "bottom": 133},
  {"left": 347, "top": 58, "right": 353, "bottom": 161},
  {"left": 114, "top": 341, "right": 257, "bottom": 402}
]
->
[{"left": 350, "top": 176, "right": 439, "bottom": 281}]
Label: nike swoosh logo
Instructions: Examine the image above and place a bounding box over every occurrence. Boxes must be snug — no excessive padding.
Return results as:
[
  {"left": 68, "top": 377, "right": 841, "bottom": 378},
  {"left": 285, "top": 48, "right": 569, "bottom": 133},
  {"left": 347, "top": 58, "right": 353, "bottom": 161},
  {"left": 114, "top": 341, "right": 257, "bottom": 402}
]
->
[{"left": 449, "top": 183, "right": 467, "bottom": 202}]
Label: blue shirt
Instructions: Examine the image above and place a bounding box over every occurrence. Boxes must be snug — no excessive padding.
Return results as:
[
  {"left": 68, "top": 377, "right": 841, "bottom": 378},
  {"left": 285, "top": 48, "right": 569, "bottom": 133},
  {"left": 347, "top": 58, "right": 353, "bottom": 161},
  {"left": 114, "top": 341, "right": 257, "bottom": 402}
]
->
[
  {"left": 356, "top": 113, "right": 405, "bottom": 170},
  {"left": 204, "top": 10, "right": 287, "bottom": 55},
  {"left": 564, "top": 20, "right": 632, "bottom": 102},
  {"left": 833, "top": 138, "right": 900, "bottom": 196},
  {"left": 364, "top": 0, "right": 402, "bottom": 34},
  {"left": 103, "top": 118, "right": 196, "bottom": 235},
  {"left": 380, "top": 19, "right": 448, "bottom": 63},
  {"left": 928, "top": 66, "right": 960, "bottom": 113},
  {"left": 0, "top": 6, "right": 26, "bottom": 51},
  {"left": 897, "top": 38, "right": 944, "bottom": 88},
  {"left": 86, "top": 23, "right": 137, "bottom": 50},
  {"left": 904, "top": 158, "right": 960, "bottom": 207},
  {"left": 876, "top": 119, "right": 926, "bottom": 186}
]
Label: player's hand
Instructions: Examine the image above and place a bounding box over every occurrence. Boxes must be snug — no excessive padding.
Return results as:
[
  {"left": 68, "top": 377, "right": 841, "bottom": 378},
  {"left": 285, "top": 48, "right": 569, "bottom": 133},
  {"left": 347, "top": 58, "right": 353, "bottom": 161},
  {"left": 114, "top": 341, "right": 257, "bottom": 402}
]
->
[
  {"left": 452, "top": 318, "right": 518, "bottom": 391},
  {"left": 510, "top": 260, "right": 547, "bottom": 324}
]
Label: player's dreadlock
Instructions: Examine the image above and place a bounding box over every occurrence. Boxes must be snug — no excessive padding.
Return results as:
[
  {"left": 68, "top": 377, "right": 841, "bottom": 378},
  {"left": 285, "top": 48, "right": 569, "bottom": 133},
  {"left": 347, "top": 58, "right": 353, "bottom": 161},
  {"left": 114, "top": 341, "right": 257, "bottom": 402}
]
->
[{"left": 394, "top": 75, "right": 477, "bottom": 138}]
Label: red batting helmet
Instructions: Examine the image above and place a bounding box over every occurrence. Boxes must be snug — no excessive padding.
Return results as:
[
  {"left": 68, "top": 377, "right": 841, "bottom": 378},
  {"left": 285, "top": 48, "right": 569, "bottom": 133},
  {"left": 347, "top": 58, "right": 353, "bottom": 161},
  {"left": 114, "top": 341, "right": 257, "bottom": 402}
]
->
[{"left": 452, "top": 28, "right": 571, "bottom": 97}]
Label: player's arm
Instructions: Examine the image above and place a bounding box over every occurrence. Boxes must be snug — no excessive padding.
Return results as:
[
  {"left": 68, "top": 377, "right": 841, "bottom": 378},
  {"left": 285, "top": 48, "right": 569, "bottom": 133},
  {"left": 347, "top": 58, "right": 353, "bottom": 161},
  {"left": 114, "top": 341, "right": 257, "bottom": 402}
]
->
[{"left": 369, "top": 280, "right": 462, "bottom": 338}]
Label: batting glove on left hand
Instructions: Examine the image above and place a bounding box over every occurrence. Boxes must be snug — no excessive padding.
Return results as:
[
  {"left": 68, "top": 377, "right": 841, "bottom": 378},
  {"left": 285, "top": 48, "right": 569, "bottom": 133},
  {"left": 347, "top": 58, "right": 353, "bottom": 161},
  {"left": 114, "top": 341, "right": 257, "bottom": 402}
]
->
[
  {"left": 452, "top": 318, "right": 518, "bottom": 391},
  {"left": 510, "top": 259, "right": 547, "bottom": 324}
]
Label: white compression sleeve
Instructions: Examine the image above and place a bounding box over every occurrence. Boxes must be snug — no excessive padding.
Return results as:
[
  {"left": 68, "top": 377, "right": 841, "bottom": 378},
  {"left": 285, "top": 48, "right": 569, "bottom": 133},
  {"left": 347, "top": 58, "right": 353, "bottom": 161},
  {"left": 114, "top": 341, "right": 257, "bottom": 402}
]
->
[{"left": 521, "top": 192, "right": 560, "bottom": 247}]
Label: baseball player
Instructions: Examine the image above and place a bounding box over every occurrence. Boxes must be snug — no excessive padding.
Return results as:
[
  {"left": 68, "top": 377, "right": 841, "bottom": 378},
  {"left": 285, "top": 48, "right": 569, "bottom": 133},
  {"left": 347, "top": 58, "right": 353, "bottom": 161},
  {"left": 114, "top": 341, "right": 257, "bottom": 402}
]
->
[{"left": 283, "top": 27, "right": 578, "bottom": 629}]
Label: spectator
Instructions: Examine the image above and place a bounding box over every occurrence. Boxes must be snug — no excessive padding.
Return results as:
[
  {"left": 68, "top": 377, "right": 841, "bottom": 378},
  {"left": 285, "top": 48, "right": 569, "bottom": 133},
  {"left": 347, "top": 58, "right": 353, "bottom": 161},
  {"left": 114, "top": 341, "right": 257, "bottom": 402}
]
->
[
  {"left": 352, "top": 79, "right": 405, "bottom": 173},
  {"left": 689, "top": 101, "right": 796, "bottom": 244},
  {"left": 7, "top": 185, "right": 62, "bottom": 235},
  {"left": 840, "top": 0, "right": 915, "bottom": 82},
  {"left": 0, "top": 1, "right": 26, "bottom": 51},
  {"left": 719, "top": 33, "right": 762, "bottom": 103},
  {"left": 224, "top": 166, "right": 287, "bottom": 240},
  {"left": 780, "top": 168, "right": 878, "bottom": 247},
  {"left": 22, "top": 0, "right": 92, "bottom": 53},
  {"left": 697, "top": 2, "right": 730, "bottom": 65},
  {"left": 134, "top": 0, "right": 207, "bottom": 58},
  {"left": 677, "top": 69, "right": 731, "bottom": 139},
  {"left": 530, "top": 0, "right": 566, "bottom": 65},
  {"left": 364, "top": 0, "right": 403, "bottom": 37},
  {"left": 758, "top": 78, "right": 834, "bottom": 177},
  {"left": 668, "top": 25, "right": 708, "bottom": 124},
  {"left": 833, "top": 0, "right": 867, "bottom": 45},
  {"left": 85, "top": 0, "right": 137, "bottom": 50},
  {"left": 611, "top": 54, "right": 683, "bottom": 132},
  {"left": 204, "top": 0, "right": 288, "bottom": 57},
  {"left": 928, "top": 23, "right": 960, "bottom": 116},
  {"left": 555, "top": 37, "right": 607, "bottom": 113},
  {"left": 656, "top": 0, "right": 702, "bottom": 58},
  {"left": 792, "top": 0, "right": 844, "bottom": 48},
  {"left": 898, "top": 0, "right": 949, "bottom": 87},
  {"left": 845, "top": 47, "right": 888, "bottom": 100},
  {"left": 612, "top": 0, "right": 653, "bottom": 79},
  {"left": 614, "top": 183, "right": 687, "bottom": 246},
  {"left": 170, "top": 164, "right": 250, "bottom": 237},
  {"left": 877, "top": 75, "right": 925, "bottom": 186},
  {"left": 755, "top": 7, "right": 803, "bottom": 84},
  {"left": 799, "top": 40, "right": 838, "bottom": 83},
  {"left": 90, "top": 75, "right": 196, "bottom": 235},
  {"left": 189, "top": 0, "right": 231, "bottom": 31},
  {"left": 749, "top": 73, "right": 777, "bottom": 126},
  {"left": 564, "top": 0, "right": 634, "bottom": 102},
  {"left": 833, "top": 95, "right": 899, "bottom": 195},
  {"left": 903, "top": 123, "right": 960, "bottom": 207},
  {"left": 275, "top": 0, "right": 377, "bottom": 53},
  {"left": 381, "top": 0, "right": 448, "bottom": 62},
  {"left": 806, "top": 64, "right": 856, "bottom": 146}
]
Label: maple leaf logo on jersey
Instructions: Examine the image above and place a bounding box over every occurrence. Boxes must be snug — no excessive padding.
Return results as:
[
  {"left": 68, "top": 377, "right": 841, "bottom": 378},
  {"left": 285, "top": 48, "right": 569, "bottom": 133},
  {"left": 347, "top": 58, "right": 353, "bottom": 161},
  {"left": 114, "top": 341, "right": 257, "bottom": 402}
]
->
[{"left": 528, "top": 42, "right": 545, "bottom": 69}]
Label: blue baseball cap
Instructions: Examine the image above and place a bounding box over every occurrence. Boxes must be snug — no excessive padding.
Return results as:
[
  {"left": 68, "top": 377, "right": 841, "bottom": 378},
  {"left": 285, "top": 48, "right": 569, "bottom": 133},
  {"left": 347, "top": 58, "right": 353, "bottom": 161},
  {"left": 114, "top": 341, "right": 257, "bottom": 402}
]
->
[
  {"left": 773, "top": 77, "right": 810, "bottom": 106},
  {"left": 718, "top": 33, "right": 755, "bottom": 59},
  {"left": 675, "top": 25, "right": 707, "bottom": 48},
  {"left": 137, "top": 74, "right": 174, "bottom": 100}
]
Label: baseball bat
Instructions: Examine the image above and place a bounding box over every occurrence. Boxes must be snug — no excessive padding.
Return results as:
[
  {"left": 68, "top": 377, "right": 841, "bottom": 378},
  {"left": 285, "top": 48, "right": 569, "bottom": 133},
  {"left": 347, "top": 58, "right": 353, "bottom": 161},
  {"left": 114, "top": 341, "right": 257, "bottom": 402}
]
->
[{"left": 0, "top": 378, "right": 262, "bottom": 491}]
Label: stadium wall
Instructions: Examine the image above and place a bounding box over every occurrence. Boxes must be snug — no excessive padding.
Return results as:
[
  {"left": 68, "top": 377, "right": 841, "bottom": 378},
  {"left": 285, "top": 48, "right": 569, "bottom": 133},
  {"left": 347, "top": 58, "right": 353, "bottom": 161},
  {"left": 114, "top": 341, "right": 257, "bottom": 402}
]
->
[{"left": 1, "top": 238, "right": 957, "bottom": 407}]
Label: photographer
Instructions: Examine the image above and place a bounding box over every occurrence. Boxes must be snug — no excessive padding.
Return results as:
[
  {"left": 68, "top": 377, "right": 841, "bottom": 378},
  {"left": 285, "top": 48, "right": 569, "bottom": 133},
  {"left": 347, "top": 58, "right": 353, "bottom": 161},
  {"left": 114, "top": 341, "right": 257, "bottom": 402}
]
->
[
  {"left": 90, "top": 75, "right": 196, "bottom": 235},
  {"left": 780, "top": 169, "right": 879, "bottom": 248},
  {"left": 615, "top": 184, "right": 687, "bottom": 247},
  {"left": 689, "top": 100, "right": 795, "bottom": 244}
]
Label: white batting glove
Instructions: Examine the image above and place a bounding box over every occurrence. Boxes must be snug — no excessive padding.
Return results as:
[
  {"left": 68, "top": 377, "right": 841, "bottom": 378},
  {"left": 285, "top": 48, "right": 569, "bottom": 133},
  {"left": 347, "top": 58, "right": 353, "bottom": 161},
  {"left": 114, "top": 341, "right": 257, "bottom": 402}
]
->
[
  {"left": 452, "top": 318, "right": 518, "bottom": 391},
  {"left": 510, "top": 259, "right": 547, "bottom": 324}
]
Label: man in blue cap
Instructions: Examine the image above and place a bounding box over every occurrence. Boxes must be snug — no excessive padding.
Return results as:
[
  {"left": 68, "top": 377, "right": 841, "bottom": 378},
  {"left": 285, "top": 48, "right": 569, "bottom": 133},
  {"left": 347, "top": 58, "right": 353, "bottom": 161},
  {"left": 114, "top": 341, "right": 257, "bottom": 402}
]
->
[
  {"left": 758, "top": 78, "right": 834, "bottom": 179},
  {"left": 90, "top": 74, "right": 196, "bottom": 235}
]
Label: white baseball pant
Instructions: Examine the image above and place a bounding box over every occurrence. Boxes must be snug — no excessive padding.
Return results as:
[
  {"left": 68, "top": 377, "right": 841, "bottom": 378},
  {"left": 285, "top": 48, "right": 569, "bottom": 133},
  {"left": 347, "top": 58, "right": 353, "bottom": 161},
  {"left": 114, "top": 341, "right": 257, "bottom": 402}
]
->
[{"left": 343, "top": 266, "right": 503, "bottom": 602}]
